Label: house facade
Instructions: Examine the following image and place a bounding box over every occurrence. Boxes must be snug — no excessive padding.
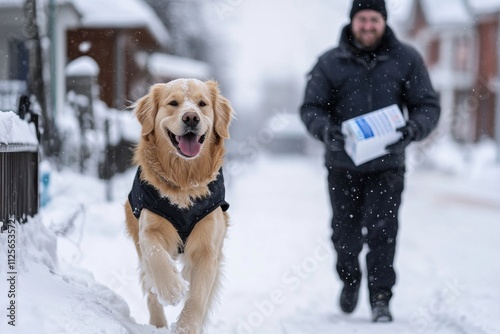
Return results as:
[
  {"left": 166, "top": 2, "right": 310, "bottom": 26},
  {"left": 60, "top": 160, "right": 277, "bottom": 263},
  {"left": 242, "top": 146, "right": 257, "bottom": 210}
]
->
[
  {"left": 0, "top": 0, "right": 212, "bottom": 117},
  {"left": 0, "top": 0, "right": 213, "bottom": 175},
  {"left": 67, "top": 27, "right": 163, "bottom": 109},
  {"left": 396, "top": 0, "right": 499, "bottom": 142},
  {"left": 471, "top": 4, "right": 500, "bottom": 141}
]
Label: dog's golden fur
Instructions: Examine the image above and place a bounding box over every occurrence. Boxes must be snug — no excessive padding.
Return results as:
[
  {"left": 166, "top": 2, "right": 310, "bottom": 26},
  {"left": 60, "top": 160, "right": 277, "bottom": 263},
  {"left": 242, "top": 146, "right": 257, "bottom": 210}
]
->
[{"left": 124, "top": 79, "right": 233, "bottom": 333}]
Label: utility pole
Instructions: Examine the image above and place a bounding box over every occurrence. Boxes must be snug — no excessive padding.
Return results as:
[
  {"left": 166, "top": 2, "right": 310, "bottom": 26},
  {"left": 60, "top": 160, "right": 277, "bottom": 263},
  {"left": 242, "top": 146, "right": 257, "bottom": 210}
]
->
[{"left": 24, "top": 0, "right": 60, "bottom": 157}]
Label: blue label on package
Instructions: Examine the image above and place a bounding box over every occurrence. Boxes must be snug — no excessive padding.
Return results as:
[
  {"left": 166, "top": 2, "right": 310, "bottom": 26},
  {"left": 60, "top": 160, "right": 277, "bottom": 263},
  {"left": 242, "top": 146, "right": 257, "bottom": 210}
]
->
[{"left": 355, "top": 118, "right": 374, "bottom": 139}]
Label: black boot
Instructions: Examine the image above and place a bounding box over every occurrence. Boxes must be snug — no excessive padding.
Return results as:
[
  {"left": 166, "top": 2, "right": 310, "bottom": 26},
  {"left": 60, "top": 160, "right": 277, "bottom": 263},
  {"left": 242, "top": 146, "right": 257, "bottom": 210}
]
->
[
  {"left": 340, "top": 281, "right": 360, "bottom": 313},
  {"left": 370, "top": 291, "right": 393, "bottom": 322}
]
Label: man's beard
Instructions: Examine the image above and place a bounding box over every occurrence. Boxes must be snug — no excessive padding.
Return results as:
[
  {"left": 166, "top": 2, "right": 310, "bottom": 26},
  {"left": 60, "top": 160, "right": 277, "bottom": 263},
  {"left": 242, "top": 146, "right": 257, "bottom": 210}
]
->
[{"left": 353, "top": 30, "right": 384, "bottom": 51}]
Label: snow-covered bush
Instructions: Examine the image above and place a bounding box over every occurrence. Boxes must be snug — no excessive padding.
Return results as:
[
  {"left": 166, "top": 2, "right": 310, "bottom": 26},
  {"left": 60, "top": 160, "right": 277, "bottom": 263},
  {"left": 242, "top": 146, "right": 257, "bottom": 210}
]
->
[{"left": 56, "top": 92, "right": 140, "bottom": 178}]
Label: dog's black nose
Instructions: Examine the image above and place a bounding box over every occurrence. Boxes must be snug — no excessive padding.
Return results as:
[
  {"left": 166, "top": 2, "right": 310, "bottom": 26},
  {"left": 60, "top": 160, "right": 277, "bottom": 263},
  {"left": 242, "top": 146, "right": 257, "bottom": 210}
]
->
[{"left": 182, "top": 112, "right": 200, "bottom": 128}]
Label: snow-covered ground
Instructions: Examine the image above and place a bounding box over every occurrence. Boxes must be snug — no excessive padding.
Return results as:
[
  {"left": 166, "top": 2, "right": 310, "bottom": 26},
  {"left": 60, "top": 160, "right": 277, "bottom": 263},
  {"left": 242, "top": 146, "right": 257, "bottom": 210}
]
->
[{"left": 1, "top": 142, "right": 500, "bottom": 334}]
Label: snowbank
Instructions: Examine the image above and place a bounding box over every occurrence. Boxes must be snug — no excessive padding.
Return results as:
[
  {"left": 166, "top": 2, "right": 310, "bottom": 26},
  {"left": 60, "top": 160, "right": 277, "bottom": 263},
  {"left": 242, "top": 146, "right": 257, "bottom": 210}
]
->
[{"left": 0, "top": 219, "right": 166, "bottom": 334}]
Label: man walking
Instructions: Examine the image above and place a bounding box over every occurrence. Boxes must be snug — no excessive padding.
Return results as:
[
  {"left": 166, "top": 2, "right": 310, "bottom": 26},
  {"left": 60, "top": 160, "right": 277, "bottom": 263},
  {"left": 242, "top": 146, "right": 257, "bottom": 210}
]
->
[{"left": 300, "top": 0, "right": 440, "bottom": 322}]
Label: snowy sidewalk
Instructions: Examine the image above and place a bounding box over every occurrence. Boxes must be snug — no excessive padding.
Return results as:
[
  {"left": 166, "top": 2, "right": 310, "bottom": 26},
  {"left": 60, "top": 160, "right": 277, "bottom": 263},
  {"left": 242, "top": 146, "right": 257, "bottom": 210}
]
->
[
  {"left": 1, "top": 154, "right": 499, "bottom": 334},
  {"left": 216, "top": 155, "right": 500, "bottom": 334}
]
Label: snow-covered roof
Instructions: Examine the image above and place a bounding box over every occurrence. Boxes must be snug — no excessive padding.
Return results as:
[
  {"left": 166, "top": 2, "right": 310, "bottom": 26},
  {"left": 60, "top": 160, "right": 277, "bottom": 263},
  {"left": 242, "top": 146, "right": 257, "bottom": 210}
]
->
[
  {"left": 144, "top": 53, "right": 211, "bottom": 80},
  {"left": 69, "top": 0, "right": 169, "bottom": 47},
  {"left": 388, "top": 1, "right": 414, "bottom": 24},
  {"left": 393, "top": 0, "right": 473, "bottom": 26},
  {"left": 420, "top": 0, "right": 473, "bottom": 25},
  {"left": 66, "top": 56, "right": 100, "bottom": 77},
  {"left": 468, "top": 0, "right": 500, "bottom": 14}
]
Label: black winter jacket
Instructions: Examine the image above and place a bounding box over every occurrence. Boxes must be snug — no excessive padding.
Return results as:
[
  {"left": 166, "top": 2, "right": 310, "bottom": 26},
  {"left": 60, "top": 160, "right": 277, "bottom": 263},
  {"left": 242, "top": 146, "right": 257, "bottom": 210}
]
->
[
  {"left": 300, "top": 24, "right": 440, "bottom": 172},
  {"left": 128, "top": 168, "right": 229, "bottom": 244}
]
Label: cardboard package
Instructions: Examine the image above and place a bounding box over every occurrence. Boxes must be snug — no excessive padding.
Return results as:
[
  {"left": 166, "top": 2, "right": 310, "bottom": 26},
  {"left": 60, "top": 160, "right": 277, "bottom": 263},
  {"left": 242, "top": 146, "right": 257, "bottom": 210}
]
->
[{"left": 341, "top": 104, "right": 406, "bottom": 166}]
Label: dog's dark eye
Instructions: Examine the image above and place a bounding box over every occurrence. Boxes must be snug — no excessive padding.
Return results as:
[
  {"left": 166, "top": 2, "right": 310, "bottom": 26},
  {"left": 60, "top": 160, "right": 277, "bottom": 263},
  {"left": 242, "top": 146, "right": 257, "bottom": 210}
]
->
[
  {"left": 199, "top": 101, "right": 207, "bottom": 107},
  {"left": 168, "top": 100, "right": 178, "bottom": 106}
]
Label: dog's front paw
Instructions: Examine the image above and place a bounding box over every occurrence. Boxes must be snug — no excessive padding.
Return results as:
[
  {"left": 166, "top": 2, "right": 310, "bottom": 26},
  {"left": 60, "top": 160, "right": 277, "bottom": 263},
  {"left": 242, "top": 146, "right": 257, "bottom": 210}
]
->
[
  {"left": 151, "top": 277, "right": 189, "bottom": 307},
  {"left": 171, "top": 321, "right": 202, "bottom": 334}
]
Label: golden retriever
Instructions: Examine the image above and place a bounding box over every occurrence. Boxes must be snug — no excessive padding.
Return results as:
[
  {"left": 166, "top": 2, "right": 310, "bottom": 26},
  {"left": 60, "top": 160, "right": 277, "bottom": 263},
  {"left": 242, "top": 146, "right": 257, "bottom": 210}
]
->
[{"left": 124, "top": 79, "right": 233, "bottom": 334}]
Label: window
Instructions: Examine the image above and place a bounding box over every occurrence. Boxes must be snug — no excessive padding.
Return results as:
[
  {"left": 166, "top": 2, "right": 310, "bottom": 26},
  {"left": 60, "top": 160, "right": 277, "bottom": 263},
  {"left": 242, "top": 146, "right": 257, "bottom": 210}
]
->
[
  {"left": 427, "top": 38, "right": 440, "bottom": 67},
  {"left": 453, "top": 35, "right": 472, "bottom": 72},
  {"left": 8, "top": 38, "right": 29, "bottom": 81}
]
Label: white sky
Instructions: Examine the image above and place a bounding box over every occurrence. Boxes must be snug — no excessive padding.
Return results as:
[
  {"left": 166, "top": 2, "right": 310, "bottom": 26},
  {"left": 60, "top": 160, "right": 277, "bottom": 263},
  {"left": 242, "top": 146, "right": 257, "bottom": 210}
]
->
[{"left": 220, "top": 0, "right": 348, "bottom": 104}]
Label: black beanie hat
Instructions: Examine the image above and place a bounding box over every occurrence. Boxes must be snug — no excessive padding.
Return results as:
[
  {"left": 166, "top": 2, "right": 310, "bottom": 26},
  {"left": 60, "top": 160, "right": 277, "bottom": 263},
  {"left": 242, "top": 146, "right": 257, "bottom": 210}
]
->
[{"left": 350, "top": 0, "right": 387, "bottom": 21}]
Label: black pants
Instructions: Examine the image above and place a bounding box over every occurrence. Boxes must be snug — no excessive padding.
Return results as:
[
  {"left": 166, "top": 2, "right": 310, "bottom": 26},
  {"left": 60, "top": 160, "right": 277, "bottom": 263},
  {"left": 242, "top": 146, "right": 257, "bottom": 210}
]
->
[{"left": 327, "top": 167, "right": 405, "bottom": 300}]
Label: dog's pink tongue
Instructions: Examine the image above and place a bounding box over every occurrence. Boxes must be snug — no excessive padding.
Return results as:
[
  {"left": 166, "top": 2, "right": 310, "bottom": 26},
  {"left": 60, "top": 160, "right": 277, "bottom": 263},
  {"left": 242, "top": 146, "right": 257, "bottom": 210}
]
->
[{"left": 178, "top": 133, "right": 201, "bottom": 157}]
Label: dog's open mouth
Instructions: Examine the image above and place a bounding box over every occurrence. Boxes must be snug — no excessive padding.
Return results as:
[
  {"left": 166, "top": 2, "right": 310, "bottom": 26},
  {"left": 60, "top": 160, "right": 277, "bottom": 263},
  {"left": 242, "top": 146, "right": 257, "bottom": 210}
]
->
[{"left": 168, "top": 130, "right": 206, "bottom": 158}]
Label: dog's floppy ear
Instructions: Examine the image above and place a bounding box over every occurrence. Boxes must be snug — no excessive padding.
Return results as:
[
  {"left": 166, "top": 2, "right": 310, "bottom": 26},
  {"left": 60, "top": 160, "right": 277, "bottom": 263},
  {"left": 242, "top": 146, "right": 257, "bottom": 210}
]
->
[
  {"left": 134, "top": 84, "right": 162, "bottom": 138},
  {"left": 206, "top": 80, "right": 233, "bottom": 140}
]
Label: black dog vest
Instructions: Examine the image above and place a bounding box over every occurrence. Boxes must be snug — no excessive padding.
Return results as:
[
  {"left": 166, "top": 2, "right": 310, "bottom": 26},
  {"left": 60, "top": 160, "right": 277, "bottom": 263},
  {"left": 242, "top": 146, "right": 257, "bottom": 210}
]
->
[{"left": 128, "top": 167, "right": 229, "bottom": 245}]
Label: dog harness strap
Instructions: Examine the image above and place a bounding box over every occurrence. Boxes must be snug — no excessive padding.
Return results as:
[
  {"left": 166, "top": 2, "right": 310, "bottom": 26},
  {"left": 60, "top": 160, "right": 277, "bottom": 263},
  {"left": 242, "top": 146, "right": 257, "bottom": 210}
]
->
[{"left": 128, "top": 167, "right": 229, "bottom": 245}]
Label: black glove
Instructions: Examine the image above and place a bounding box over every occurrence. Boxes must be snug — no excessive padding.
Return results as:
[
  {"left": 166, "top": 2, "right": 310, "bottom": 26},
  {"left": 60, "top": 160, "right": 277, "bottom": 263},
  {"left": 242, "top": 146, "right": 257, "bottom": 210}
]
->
[
  {"left": 385, "top": 120, "right": 418, "bottom": 154},
  {"left": 323, "top": 124, "right": 345, "bottom": 152}
]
